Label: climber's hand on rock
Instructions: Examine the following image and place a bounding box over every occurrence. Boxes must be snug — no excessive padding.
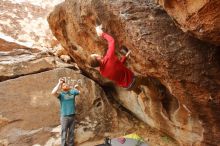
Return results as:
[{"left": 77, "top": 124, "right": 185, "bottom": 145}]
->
[
  {"left": 95, "top": 25, "right": 103, "bottom": 36},
  {"left": 126, "top": 50, "right": 131, "bottom": 57}
]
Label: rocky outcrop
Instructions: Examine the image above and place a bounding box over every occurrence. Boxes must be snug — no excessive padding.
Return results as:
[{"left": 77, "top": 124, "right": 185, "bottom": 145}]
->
[
  {"left": 0, "top": 68, "right": 177, "bottom": 146},
  {"left": 0, "top": 0, "right": 179, "bottom": 145},
  {"left": 0, "top": 68, "right": 130, "bottom": 145},
  {"left": 0, "top": 0, "right": 64, "bottom": 49},
  {"left": 0, "top": 0, "right": 78, "bottom": 81},
  {"left": 0, "top": 38, "right": 75, "bottom": 81},
  {"left": 48, "top": 0, "right": 220, "bottom": 145},
  {"left": 157, "top": 0, "right": 220, "bottom": 45}
]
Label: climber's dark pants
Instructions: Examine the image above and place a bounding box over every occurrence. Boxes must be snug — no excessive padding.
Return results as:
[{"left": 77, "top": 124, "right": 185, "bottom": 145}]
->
[
  {"left": 126, "top": 76, "right": 151, "bottom": 94},
  {"left": 61, "top": 115, "right": 75, "bottom": 146},
  {"left": 126, "top": 75, "right": 167, "bottom": 100}
]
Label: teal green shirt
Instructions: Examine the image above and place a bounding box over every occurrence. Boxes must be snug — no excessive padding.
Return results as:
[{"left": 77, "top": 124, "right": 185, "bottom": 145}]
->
[{"left": 58, "top": 89, "right": 79, "bottom": 117}]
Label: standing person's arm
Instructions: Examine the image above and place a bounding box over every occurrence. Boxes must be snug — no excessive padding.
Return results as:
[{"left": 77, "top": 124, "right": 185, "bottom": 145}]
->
[
  {"left": 73, "top": 84, "right": 80, "bottom": 94},
  {"left": 69, "top": 84, "right": 80, "bottom": 98},
  {"left": 96, "top": 25, "right": 115, "bottom": 57},
  {"left": 51, "top": 78, "right": 64, "bottom": 97}
]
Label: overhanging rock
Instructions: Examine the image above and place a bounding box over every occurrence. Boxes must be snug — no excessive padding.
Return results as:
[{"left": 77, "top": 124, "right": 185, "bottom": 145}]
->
[{"left": 48, "top": 0, "right": 220, "bottom": 145}]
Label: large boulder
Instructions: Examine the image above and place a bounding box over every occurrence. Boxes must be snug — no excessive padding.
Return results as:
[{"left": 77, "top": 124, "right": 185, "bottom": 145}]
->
[
  {"left": 0, "top": 68, "right": 177, "bottom": 146},
  {"left": 157, "top": 0, "right": 220, "bottom": 45},
  {"left": 0, "top": 0, "right": 179, "bottom": 145},
  {"left": 0, "top": 44, "right": 178, "bottom": 146},
  {"left": 48, "top": 0, "right": 220, "bottom": 145},
  {"left": 0, "top": 68, "right": 138, "bottom": 146}
]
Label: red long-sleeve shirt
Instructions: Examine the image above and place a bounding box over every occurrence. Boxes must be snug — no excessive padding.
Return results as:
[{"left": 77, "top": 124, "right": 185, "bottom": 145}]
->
[{"left": 99, "top": 33, "right": 134, "bottom": 88}]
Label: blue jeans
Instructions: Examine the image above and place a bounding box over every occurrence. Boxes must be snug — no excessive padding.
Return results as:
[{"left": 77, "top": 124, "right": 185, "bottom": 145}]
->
[{"left": 61, "top": 115, "right": 75, "bottom": 146}]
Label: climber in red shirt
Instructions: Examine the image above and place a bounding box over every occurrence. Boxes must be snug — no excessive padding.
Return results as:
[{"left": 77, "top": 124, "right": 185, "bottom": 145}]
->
[{"left": 89, "top": 25, "right": 150, "bottom": 94}]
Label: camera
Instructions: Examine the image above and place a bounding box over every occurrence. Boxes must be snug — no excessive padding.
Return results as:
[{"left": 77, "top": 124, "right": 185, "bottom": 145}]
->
[{"left": 60, "top": 77, "right": 83, "bottom": 87}]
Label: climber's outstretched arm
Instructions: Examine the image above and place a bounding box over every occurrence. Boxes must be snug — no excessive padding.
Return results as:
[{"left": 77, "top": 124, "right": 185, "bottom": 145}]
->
[
  {"left": 96, "top": 25, "right": 115, "bottom": 57},
  {"left": 102, "top": 33, "right": 115, "bottom": 57}
]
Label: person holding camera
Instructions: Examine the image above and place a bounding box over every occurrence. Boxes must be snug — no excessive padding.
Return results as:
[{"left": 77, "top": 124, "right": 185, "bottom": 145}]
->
[{"left": 51, "top": 77, "right": 80, "bottom": 146}]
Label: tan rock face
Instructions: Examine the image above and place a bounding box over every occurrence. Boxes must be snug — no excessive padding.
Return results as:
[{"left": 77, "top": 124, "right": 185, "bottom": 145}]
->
[
  {"left": 0, "top": 1, "right": 179, "bottom": 145},
  {"left": 157, "top": 0, "right": 220, "bottom": 45},
  {"left": 0, "top": 68, "right": 133, "bottom": 145},
  {"left": 0, "top": 68, "right": 177, "bottom": 146},
  {"left": 0, "top": 39, "right": 74, "bottom": 81},
  {"left": 48, "top": 0, "right": 220, "bottom": 145},
  {"left": 0, "top": 0, "right": 64, "bottom": 49}
]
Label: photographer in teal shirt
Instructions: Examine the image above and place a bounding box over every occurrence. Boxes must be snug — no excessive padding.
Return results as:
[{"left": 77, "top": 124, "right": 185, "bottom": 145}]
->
[{"left": 51, "top": 78, "right": 80, "bottom": 146}]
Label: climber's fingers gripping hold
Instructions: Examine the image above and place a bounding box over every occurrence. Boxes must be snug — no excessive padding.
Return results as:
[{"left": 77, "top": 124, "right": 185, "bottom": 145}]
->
[
  {"left": 95, "top": 25, "right": 103, "bottom": 36},
  {"left": 126, "top": 50, "right": 131, "bottom": 57}
]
